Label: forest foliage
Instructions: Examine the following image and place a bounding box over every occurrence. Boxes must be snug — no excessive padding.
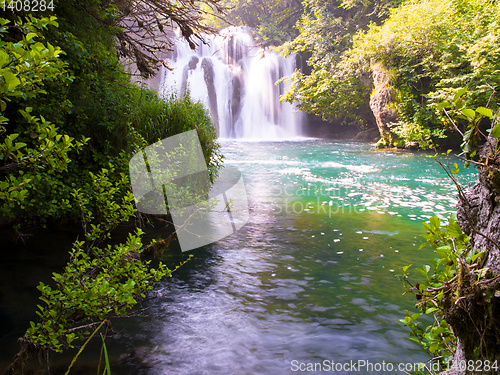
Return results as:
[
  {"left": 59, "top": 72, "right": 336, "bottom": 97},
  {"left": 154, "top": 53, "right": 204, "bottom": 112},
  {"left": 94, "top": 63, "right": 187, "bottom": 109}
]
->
[
  {"left": 280, "top": 0, "right": 500, "bottom": 146},
  {"left": 279, "top": 0, "right": 403, "bottom": 129},
  {"left": 2, "top": 0, "right": 500, "bottom": 372},
  {"left": 0, "top": 2, "right": 223, "bottom": 225},
  {"left": 203, "top": 0, "right": 304, "bottom": 46},
  {"left": 0, "top": 0, "right": 222, "bottom": 372},
  {"left": 348, "top": 0, "right": 500, "bottom": 147}
]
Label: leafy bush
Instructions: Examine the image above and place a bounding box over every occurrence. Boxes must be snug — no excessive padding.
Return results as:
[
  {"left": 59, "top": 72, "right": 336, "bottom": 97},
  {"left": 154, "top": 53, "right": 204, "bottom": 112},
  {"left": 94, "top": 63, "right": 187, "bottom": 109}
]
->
[
  {"left": 132, "top": 90, "right": 223, "bottom": 181},
  {"left": 279, "top": 0, "right": 401, "bottom": 129},
  {"left": 0, "top": 9, "right": 223, "bottom": 224},
  {"left": 1, "top": 165, "right": 191, "bottom": 374},
  {"left": 346, "top": 0, "right": 500, "bottom": 146},
  {"left": 0, "top": 15, "right": 89, "bottom": 221}
]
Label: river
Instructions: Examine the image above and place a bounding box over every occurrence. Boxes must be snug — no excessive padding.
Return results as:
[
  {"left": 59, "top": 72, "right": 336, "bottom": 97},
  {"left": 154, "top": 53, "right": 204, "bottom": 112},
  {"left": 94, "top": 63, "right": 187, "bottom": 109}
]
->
[{"left": 101, "top": 139, "right": 476, "bottom": 375}]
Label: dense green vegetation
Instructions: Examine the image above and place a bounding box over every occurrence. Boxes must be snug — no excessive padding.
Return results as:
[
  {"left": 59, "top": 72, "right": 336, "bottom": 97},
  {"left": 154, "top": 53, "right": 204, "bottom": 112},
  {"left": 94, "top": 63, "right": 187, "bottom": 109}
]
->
[
  {"left": 2, "top": 0, "right": 500, "bottom": 372},
  {"left": 348, "top": 0, "right": 500, "bottom": 147},
  {"left": 281, "top": 0, "right": 500, "bottom": 147},
  {"left": 205, "top": 0, "right": 303, "bottom": 46},
  {"left": 279, "top": 0, "right": 402, "bottom": 129},
  {"left": 1, "top": 1, "right": 223, "bottom": 372},
  {"left": 1, "top": 7, "right": 222, "bottom": 225}
]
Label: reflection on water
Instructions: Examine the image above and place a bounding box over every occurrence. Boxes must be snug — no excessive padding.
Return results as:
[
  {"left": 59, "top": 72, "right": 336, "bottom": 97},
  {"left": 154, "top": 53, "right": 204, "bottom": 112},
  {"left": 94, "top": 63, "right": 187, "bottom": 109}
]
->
[
  {"left": 109, "top": 141, "right": 476, "bottom": 374},
  {"left": 0, "top": 140, "right": 478, "bottom": 374}
]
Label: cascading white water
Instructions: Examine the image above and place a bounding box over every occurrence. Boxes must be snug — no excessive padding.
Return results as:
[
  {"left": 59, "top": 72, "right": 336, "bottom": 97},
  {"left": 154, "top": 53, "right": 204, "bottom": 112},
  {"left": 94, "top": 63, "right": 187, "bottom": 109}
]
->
[{"left": 159, "top": 26, "right": 304, "bottom": 140}]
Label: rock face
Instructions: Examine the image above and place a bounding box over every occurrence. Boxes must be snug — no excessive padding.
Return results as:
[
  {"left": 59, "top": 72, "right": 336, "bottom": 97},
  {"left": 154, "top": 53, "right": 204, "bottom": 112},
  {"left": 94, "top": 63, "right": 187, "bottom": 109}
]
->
[
  {"left": 353, "top": 127, "right": 380, "bottom": 141},
  {"left": 201, "top": 58, "right": 219, "bottom": 133},
  {"left": 188, "top": 55, "right": 199, "bottom": 70},
  {"left": 369, "top": 61, "right": 399, "bottom": 145},
  {"left": 457, "top": 140, "right": 500, "bottom": 274},
  {"left": 180, "top": 56, "right": 200, "bottom": 97},
  {"left": 231, "top": 75, "right": 242, "bottom": 130},
  {"left": 446, "top": 139, "right": 500, "bottom": 375}
]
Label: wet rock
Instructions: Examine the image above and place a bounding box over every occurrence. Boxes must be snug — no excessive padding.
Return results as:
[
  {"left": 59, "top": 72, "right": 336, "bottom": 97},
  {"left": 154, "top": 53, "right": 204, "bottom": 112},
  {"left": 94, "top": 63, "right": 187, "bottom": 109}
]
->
[
  {"left": 231, "top": 75, "right": 243, "bottom": 136},
  {"left": 227, "top": 35, "right": 235, "bottom": 64},
  {"left": 451, "top": 139, "right": 500, "bottom": 371},
  {"left": 352, "top": 127, "right": 380, "bottom": 141},
  {"left": 201, "top": 58, "right": 219, "bottom": 133},
  {"left": 180, "top": 56, "right": 200, "bottom": 97},
  {"left": 188, "top": 55, "right": 199, "bottom": 70},
  {"left": 180, "top": 66, "right": 189, "bottom": 97}
]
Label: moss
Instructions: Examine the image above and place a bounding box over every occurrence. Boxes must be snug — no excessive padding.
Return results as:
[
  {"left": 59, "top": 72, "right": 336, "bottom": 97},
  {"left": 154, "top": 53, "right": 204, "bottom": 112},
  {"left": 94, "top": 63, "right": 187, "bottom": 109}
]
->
[
  {"left": 385, "top": 101, "right": 399, "bottom": 114},
  {"left": 376, "top": 137, "right": 390, "bottom": 148},
  {"left": 392, "top": 139, "right": 406, "bottom": 148}
]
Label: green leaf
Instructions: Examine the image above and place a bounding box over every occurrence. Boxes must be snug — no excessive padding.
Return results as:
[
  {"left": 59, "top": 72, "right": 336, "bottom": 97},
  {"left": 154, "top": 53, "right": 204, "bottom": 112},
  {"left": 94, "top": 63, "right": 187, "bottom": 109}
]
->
[
  {"left": 453, "top": 88, "right": 467, "bottom": 103},
  {"left": 429, "top": 342, "right": 440, "bottom": 353},
  {"left": 491, "top": 123, "right": 500, "bottom": 139},
  {"left": 26, "top": 32, "right": 37, "bottom": 41},
  {"left": 0, "top": 50, "right": 8, "bottom": 67},
  {"left": 2, "top": 70, "right": 21, "bottom": 91},
  {"left": 429, "top": 216, "right": 441, "bottom": 229},
  {"left": 411, "top": 313, "right": 421, "bottom": 320},
  {"left": 417, "top": 268, "right": 428, "bottom": 277},
  {"left": 469, "top": 251, "right": 484, "bottom": 263},
  {"left": 447, "top": 221, "right": 463, "bottom": 238},
  {"left": 101, "top": 334, "right": 111, "bottom": 375},
  {"left": 454, "top": 98, "right": 465, "bottom": 110},
  {"left": 460, "top": 108, "right": 476, "bottom": 120},
  {"left": 436, "top": 101, "right": 451, "bottom": 111},
  {"left": 476, "top": 107, "right": 493, "bottom": 118}
]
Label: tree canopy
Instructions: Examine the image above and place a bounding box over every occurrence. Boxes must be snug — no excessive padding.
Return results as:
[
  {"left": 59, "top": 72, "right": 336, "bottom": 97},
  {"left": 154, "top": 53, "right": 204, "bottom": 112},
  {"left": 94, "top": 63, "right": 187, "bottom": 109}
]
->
[
  {"left": 279, "top": 0, "right": 402, "bottom": 129},
  {"left": 204, "top": 0, "right": 304, "bottom": 46},
  {"left": 280, "top": 0, "right": 500, "bottom": 146},
  {"left": 347, "top": 0, "right": 500, "bottom": 146}
]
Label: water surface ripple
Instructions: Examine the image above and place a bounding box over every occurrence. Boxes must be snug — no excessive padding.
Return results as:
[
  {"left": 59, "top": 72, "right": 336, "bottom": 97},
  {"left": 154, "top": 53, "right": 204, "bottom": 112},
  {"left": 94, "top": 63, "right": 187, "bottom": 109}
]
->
[{"left": 112, "top": 140, "right": 477, "bottom": 374}]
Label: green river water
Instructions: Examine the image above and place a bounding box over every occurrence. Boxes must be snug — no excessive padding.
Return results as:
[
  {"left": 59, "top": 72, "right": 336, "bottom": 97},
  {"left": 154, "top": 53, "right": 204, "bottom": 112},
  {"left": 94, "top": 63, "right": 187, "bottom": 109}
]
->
[
  {"left": 0, "top": 139, "right": 478, "bottom": 374},
  {"left": 110, "top": 140, "right": 477, "bottom": 374}
]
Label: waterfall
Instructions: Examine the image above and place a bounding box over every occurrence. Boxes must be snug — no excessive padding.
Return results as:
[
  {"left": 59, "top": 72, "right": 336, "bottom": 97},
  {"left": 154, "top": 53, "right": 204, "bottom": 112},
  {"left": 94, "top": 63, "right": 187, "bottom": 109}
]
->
[{"left": 159, "top": 26, "right": 304, "bottom": 140}]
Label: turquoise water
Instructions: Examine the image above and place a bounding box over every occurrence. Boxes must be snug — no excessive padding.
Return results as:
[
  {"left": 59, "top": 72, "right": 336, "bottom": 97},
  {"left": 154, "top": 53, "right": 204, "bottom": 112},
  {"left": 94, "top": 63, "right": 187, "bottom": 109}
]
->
[{"left": 107, "top": 140, "right": 477, "bottom": 374}]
